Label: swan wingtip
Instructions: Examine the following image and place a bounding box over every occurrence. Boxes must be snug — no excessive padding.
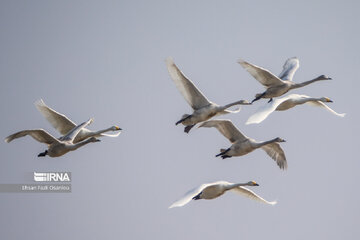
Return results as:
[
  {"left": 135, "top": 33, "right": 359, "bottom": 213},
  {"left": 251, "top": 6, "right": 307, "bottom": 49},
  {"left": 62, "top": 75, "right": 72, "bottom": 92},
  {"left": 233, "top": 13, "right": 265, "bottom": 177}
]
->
[
  {"left": 269, "top": 201, "right": 277, "bottom": 205},
  {"left": 34, "top": 98, "right": 45, "bottom": 107},
  {"left": 165, "top": 57, "right": 174, "bottom": 64},
  {"left": 237, "top": 59, "right": 245, "bottom": 64},
  {"left": 168, "top": 204, "right": 176, "bottom": 209}
]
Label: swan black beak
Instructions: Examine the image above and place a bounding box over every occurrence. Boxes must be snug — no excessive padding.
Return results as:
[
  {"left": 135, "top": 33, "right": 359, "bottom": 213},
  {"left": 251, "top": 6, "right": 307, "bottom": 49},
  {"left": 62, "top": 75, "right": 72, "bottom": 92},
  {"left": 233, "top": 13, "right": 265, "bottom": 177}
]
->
[{"left": 251, "top": 181, "right": 259, "bottom": 186}]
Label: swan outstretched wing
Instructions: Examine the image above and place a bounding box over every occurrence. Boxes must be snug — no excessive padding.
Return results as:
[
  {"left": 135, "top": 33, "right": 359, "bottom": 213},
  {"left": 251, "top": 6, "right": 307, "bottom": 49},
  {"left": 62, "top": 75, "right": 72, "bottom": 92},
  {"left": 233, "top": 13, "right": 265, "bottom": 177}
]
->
[
  {"left": 278, "top": 57, "right": 299, "bottom": 81},
  {"left": 62, "top": 118, "right": 93, "bottom": 142},
  {"left": 230, "top": 186, "right": 277, "bottom": 205},
  {"left": 306, "top": 101, "right": 346, "bottom": 117},
  {"left": 246, "top": 97, "right": 290, "bottom": 124},
  {"left": 35, "top": 99, "right": 77, "bottom": 135},
  {"left": 5, "top": 129, "right": 59, "bottom": 145},
  {"left": 166, "top": 57, "right": 211, "bottom": 110},
  {"left": 169, "top": 184, "right": 208, "bottom": 208},
  {"left": 199, "top": 119, "right": 247, "bottom": 143},
  {"left": 246, "top": 94, "right": 303, "bottom": 124},
  {"left": 261, "top": 143, "right": 287, "bottom": 170},
  {"left": 238, "top": 59, "right": 285, "bottom": 88},
  {"left": 283, "top": 94, "right": 345, "bottom": 117}
]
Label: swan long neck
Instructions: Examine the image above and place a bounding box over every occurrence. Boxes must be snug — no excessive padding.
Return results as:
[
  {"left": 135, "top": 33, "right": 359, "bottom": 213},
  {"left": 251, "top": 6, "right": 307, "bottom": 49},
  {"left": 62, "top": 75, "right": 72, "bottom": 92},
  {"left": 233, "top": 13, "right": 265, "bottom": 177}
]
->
[
  {"left": 297, "top": 97, "right": 319, "bottom": 104},
  {"left": 290, "top": 77, "right": 327, "bottom": 90},
  {"left": 70, "top": 138, "right": 95, "bottom": 150},
  {"left": 225, "top": 183, "right": 249, "bottom": 190},
  {"left": 219, "top": 100, "right": 247, "bottom": 111},
  {"left": 254, "top": 138, "right": 280, "bottom": 148},
  {"left": 92, "top": 127, "right": 114, "bottom": 136}
]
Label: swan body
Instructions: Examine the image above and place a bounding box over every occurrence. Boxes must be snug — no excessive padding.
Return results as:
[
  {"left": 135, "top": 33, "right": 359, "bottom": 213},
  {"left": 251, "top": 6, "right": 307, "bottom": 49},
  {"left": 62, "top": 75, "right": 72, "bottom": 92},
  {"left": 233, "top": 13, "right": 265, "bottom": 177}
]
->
[
  {"left": 5, "top": 118, "right": 100, "bottom": 157},
  {"left": 246, "top": 94, "right": 346, "bottom": 124},
  {"left": 169, "top": 180, "right": 276, "bottom": 208},
  {"left": 199, "top": 119, "right": 287, "bottom": 170},
  {"left": 35, "top": 99, "right": 121, "bottom": 143},
  {"left": 166, "top": 57, "right": 250, "bottom": 133},
  {"left": 238, "top": 57, "right": 332, "bottom": 103}
]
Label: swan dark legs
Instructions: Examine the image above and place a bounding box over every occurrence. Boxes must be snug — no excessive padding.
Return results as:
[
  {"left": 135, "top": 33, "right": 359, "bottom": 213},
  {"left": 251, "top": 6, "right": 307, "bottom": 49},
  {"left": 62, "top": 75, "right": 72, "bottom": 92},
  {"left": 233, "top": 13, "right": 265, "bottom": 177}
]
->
[
  {"left": 192, "top": 192, "right": 201, "bottom": 200},
  {"left": 38, "top": 150, "right": 48, "bottom": 157},
  {"left": 251, "top": 92, "right": 266, "bottom": 103},
  {"left": 184, "top": 125, "right": 195, "bottom": 133},
  {"left": 175, "top": 115, "right": 192, "bottom": 125},
  {"left": 216, "top": 148, "right": 230, "bottom": 157}
]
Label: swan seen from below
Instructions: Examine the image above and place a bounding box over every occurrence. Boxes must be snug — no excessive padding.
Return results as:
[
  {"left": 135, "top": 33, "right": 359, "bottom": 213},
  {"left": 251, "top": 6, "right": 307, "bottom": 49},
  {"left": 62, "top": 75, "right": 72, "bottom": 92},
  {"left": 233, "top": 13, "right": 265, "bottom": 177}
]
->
[
  {"left": 5, "top": 118, "right": 100, "bottom": 157},
  {"left": 166, "top": 57, "right": 251, "bottom": 133},
  {"left": 35, "top": 99, "right": 121, "bottom": 143},
  {"left": 169, "top": 180, "right": 276, "bottom": 208},
  {"left": 246, "top": 94, "right": 346, "bottom": 124},
  {"left": 238, "top": 57, "right": 332, "bottom": 103},
  {"left": 199, "top": 119, "right": 287, "bottom": 170}
]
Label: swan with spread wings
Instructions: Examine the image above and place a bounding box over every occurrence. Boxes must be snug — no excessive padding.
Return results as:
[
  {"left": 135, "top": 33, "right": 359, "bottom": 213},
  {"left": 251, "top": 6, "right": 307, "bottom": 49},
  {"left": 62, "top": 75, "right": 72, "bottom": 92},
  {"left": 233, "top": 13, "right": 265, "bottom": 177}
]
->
[
  {"left": 169, "top": 180, "right": 276, "bottom": 208},
  {"left": 238, "top": 57, "right": 331, "bottom": 103},
  {"left": 166, "top": 57, "right": 250, "bottom": 133}
]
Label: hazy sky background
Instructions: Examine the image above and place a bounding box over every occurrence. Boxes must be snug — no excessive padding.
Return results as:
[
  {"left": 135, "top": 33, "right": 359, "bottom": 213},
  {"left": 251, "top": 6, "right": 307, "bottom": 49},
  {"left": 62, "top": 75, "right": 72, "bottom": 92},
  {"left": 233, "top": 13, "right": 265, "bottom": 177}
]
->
[{"left": 0, "top": 1, "right": 359, "bottom": 239}]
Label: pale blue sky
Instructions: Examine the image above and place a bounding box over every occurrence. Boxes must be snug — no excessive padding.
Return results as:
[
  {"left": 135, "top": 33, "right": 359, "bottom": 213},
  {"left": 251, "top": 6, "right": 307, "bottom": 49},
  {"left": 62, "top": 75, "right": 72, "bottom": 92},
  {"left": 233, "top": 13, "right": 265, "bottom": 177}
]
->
[{"left": 0, "top": 1, "right": 359, "bottom": 239}]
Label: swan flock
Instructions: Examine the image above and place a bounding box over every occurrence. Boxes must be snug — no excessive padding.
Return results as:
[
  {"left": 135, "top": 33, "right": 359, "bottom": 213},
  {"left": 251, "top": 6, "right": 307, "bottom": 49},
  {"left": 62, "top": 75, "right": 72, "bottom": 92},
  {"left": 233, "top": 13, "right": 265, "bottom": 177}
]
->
[{"left": 5, "top": 56, "right": 344, "bottom": 208}]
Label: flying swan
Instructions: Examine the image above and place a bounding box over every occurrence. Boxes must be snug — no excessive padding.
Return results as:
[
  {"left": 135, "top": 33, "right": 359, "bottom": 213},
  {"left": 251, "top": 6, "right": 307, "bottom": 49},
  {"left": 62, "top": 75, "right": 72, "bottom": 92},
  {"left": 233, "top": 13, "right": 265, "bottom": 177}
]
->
[
  {"left": 169, "top": 180, "right": 276, "bottom": 208},
  {"left": 35, "top": 99, "right": 121, "bottom": 143},
  {"left": 5, "top": 118, "right": 100, "bottom": 157},
  {"left": 246, "top": 94, "right": 346, "bottom": 124},
  {"left": 199, "top": 119, "right": 287, "bottom": 170},
  {"left": 166, "top": 57, "right": 250, "bottom": 133},
  {"left": 238, "top": 57, "right": 332, "bottom": 103}
]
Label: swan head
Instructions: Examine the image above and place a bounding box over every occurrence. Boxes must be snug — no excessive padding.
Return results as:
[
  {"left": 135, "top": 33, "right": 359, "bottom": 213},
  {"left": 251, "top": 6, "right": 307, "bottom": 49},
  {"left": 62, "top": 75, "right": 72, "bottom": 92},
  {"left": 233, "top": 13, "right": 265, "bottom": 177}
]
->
[
  {"left": 316, "top": 75, "right": 332, "bottom": 80},
  {"left": 111, "top": 125, "right": 122, "bottom": 131},
  {"left": 274, "top": 137, "right": 286, "bottom": 143},
  {"left": 320, "top": 97, "right": 333, "bottom": 103},
  {"left": 247, "top": 181, "right": 259, "bottom": 186}
]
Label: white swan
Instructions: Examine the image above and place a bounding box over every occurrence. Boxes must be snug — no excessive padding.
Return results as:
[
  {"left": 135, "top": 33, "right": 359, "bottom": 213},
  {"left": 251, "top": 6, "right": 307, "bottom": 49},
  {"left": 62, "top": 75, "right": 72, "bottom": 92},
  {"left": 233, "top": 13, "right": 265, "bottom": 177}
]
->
[
  {"left": 166, "top": 57, "right": 250, "bottom": 133},
  {"left": 199, "top": 119, "right": 287, "bottom": 170},
  {"left": 246, "top": 94, "right": 346, "bottom": 124},
  {"left": 169, "top": 180, "right": 276, "bottom": 208},
  {"left": 5, "top": 119, "right": 100, "bottom": 157},
  {"left": 35, "top": 99, "right": 121, "bottom": 143},
  {"left": 238, "top": 57, "right": 332, "bottom": 103}
]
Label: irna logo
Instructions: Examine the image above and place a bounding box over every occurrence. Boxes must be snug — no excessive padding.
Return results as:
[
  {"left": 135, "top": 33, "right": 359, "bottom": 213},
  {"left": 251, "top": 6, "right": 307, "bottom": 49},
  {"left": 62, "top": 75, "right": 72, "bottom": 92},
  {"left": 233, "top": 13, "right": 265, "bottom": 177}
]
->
[{"left": 33, "top": 172, "right": 71, "bottom": 182}]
